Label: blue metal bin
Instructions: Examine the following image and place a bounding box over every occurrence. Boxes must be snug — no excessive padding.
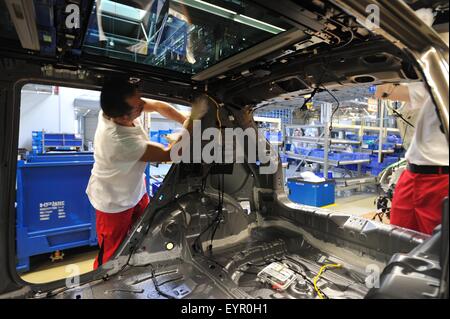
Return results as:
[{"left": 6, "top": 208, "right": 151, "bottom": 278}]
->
[
  {"left": 287, "top": 178, "right": 335, "bottom": 207},
  {"left": 16, "top": 154, "right": 97, "bottom": 271}
]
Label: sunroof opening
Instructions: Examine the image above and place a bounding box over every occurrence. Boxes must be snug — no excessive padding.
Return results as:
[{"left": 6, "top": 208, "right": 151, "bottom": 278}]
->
[
  {"left": 0, "top": 0, "right": 19, "bottom": 43},
  {"left": 82, "top": 0, "right": 292, "bottom": 74}
]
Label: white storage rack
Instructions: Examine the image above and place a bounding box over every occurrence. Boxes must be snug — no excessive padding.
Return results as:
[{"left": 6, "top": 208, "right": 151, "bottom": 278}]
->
[
  {"left": 283, "top": 105, "right": 401, "bottom": 191},
  {"left": 283, "top": 124, "right": 374, "bottom": 190}
]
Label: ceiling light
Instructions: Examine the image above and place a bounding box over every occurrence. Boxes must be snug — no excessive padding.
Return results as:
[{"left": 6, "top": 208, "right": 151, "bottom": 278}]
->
[
  {"left": 100, "top": 0, "right": 147, "bottom": 21},
  {"left": 233, "top": 14, "right": 286, "bottom": 34},
  {"left": 173, "top": 0, "right": 285, "bottom": 34},
  {"left": 174, "top": 0, "right": 236, "bottom": 18}
]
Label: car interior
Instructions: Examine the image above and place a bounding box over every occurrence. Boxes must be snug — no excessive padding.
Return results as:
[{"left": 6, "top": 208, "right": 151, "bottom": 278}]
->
[{"left": 0, "top": 0, "right": 448, "bottom": 299}]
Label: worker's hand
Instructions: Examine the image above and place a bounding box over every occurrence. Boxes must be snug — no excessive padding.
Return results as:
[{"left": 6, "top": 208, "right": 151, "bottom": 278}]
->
[
  {"left": 165, "top": 132, "right": 181, "bottom": 144},
  {"left": 190, "top": 96, "right": 209, "bottom": 120}
]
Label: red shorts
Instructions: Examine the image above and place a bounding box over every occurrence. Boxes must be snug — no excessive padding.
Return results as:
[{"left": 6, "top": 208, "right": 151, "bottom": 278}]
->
[
  {"left": 391, "top": 169, "right": 448, "bottom": 235},
  {"left": 93, "top": 193, "right": 150, "bottom": 269}
]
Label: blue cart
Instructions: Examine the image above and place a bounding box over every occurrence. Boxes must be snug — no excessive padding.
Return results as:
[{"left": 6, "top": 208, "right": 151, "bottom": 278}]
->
[{"left": 16, "top": 153, "right": 97, "bottom": 271}]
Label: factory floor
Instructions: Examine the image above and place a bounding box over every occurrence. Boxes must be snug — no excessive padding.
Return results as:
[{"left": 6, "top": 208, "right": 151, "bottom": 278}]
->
[
  {"left": 20, "top": 246, "right": 98, "bottom": 284},
  {"left": 20, "top": 191, "right": 388, "bottom": 285},
  {"left": 329, "top": 192, "right": 390, "bottom": 223}
]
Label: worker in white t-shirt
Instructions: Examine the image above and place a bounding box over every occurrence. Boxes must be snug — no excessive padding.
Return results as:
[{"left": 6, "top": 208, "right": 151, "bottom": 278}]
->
[
  {"left": 376, "top": 82, "right": 449, "bottom": 234},
  {"left": 86, "top": 77, "right": 206, "bottom": 268}
]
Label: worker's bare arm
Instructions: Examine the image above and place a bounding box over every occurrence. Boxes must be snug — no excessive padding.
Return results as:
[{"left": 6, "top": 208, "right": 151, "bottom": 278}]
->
[
  {"left": 139, "top": 142, "right": 172, "bottom": 163},
  {"left": 142, "top": 98, "right": 187, "bottom": 124},
  {"left": 375, "top": 83, "right": 411, "bottom": 102},
  {"left": 139, "top": 118, "right": 194, "bottom": 163},
  {"left": 140, "top": 97, "right": 208, "bottom": 163}
]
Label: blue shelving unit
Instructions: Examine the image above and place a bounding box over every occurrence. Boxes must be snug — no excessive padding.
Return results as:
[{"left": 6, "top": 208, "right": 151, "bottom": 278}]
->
[
  {"left": 149, "top": 129, "right": 173, "bottom": 146},
  {"left": 32, "top": 131, "right": 83, "bottom": 154},
  {"left": 256, "top": 109, "right": 292, "bottom": 124}
]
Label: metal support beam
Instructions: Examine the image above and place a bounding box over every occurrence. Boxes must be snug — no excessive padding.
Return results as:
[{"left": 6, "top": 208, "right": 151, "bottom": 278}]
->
[{"left": 378, "top": 99, "right": 385, "bottom": 163}]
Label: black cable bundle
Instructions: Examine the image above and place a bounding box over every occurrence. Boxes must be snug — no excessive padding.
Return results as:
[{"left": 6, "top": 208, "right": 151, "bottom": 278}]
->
[{"left": 208, "top": 173, "right": 225, "bottom": 254}]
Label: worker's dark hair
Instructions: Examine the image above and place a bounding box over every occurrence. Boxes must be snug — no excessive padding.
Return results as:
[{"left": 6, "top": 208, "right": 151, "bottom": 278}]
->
[{"left": 100, "top": 77, "right": 138, "bottom": 118}]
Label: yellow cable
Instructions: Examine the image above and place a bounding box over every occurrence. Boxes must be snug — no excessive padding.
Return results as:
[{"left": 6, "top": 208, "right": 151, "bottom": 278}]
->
[
  {"left": 313, "top": 263, "right": 342, "bottom": 299},
  {"left": 206, "top": 95, "right": 222, "bottom": 144}
]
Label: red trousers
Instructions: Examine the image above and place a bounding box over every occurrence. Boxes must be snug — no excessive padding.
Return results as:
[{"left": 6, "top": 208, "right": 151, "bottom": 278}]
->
[
  {"left": 391, "top": 169, "right": 448, "bottom": 235},
  {"left": 94, "top": 193, "right": 150, "bottom": 269}
]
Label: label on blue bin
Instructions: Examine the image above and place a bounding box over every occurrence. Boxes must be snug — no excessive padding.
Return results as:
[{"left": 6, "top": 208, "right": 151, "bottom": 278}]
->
[{"left": 39, "top": 201, "right": 66, "bottom": 220}]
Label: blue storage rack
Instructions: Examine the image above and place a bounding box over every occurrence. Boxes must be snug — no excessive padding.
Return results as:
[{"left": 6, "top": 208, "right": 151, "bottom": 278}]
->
[
  {"left": 32, "top": 131, "right": 83, "bottom": 154},
  {"left": 384, "top": 156, "right": 401, "bottom": 166},
  {"left": 345, "top": 133, "right": 359, "bottom": 141},
  {"left": 255, "top": 109, "right": 293, "bottom": 124},
  {"left": 265, "top": 131, "right": 282, "bottom": 142},
  {"left": 287, "top": 178, "right": 335, "bottom": 207},
  {"left": 151, "top": 181, "right": 162, "bottom": 197},
  {"left": 159, "top": 130, "right": 173, "bottom": 146},
  {"left": 386, "top": 134, "right": 402, "bottom": 144},
  {"left": 295, "top": 149, "right": 369, "bottom": 163},
  {"left": 149, "top": 175, "right": 164, "bottom": 198},
  {"left": 362, "top": 154, "right": 401, "bottom": 176},
  {"left": 316, "top": 172, "right": 334, "bottom": 179},
  {"left": 371, "top": 167, "right": 384, "bottom": 176},
  {"left": 338, "top": 153, "right": 371, "bottom": 171},
  {"left": 150, "top": 131, "right": 159, "bottom": 143},
  {"left": 369, "top": 143, "right": 396, "bottom": 151},
  {"left": 16, "top": 153, "right": 97, "bottom": 271},
  {"left": 149, "top": 130, "right": 173, "bottom": 146},
  {"left": 311, "top": 149, "right": 324, "bottom": 158}
]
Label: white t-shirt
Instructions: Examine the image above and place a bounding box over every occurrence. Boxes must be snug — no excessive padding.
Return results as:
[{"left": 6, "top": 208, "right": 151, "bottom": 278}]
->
[
  {"left": 405, "top": 83, "right": 449, "bottom": 166},
  {"left": 86, "top": 111, "right": 149, "bottom": 213}
]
